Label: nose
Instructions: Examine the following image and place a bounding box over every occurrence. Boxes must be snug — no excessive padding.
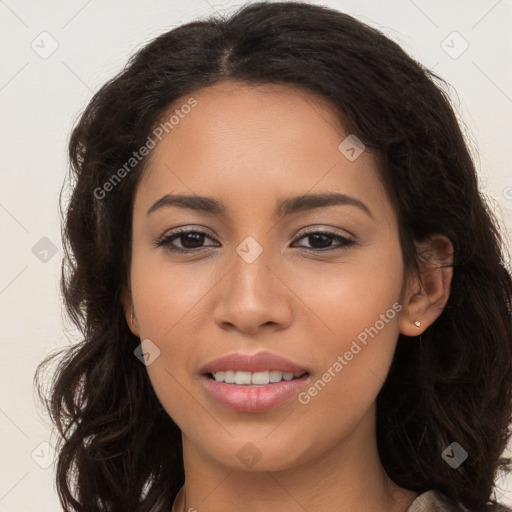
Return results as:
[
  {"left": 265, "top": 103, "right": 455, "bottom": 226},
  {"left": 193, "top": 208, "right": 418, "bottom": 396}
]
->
[{"left": 212, "top": 245, "right": 294, "bottom": 335}]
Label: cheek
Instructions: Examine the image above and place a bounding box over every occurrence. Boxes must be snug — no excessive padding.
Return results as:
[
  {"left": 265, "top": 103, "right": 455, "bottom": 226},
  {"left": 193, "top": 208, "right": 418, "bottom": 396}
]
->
[
  {"left": 129, "top": 250, "right": 209, "bottom": 393},
  {"left": 130, "top": 247, "right": 215, "bottom": 341},
  {"left": 130, "top": 254, "right": 203, "bottom": 427},
  {"left": 294, "top": 304, "right": 401, "bottom": 438},
  {"left": 290, "top": 241, "right": 403, "bottom": 342}
]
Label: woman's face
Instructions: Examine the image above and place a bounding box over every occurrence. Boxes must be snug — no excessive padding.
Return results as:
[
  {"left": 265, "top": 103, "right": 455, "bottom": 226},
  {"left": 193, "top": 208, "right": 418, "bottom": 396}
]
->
[{"left": 125, "top": 80, "right": 415, "bottom": 472}]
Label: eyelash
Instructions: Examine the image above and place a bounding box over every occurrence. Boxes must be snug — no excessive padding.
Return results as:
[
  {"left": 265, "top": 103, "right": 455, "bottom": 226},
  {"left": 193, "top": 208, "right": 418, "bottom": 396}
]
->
[{"left": 153, "top": 228, "right": 356, "bottom": 254}]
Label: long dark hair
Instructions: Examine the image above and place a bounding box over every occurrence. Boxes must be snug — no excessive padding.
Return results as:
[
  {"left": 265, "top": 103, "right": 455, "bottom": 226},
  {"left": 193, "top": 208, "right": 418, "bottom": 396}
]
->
[{"left": 34, "top": 2, "right": 512, "bottom": 511}]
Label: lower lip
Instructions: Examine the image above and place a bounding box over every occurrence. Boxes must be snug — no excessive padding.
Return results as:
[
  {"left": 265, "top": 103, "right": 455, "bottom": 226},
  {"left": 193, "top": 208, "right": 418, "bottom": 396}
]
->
[{"left": 200, "top": 374, "right": 310, "bottom": 413}]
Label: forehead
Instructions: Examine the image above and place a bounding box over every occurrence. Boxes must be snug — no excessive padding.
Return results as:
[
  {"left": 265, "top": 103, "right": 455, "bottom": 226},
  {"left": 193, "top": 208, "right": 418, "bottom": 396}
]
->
[
  {"left": 135, "top": 80, "right": 392, "bottom": 225},
  {"left": 144, "top": 80, "right": 351, "bottom": 178}
]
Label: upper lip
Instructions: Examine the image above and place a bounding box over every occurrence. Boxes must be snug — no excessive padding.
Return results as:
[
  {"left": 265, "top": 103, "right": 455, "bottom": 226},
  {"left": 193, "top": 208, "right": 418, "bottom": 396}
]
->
[{"left": 200, "top": 351, "right": 309, "bottom": 375}]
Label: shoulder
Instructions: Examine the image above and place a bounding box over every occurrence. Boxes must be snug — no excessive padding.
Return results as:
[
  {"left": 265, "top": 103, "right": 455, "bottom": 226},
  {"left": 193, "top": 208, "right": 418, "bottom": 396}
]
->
[{"left": 407, "top": 490, "right": 512, "bottom": 512}]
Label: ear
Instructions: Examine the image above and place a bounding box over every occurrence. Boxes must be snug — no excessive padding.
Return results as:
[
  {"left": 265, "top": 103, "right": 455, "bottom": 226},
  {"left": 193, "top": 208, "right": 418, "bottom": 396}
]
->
[
  {"left": 399, "top": 234, "right": 454, "bottom": 337},
  {"left": 121, "top": 285, "right": 140, "bottom": 338}
]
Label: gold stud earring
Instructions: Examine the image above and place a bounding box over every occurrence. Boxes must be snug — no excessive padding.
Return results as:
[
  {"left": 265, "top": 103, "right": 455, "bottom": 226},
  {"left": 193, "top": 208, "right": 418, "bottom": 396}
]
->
[{"left": 414, "top": 320, "right": 421, "bottom": 328}]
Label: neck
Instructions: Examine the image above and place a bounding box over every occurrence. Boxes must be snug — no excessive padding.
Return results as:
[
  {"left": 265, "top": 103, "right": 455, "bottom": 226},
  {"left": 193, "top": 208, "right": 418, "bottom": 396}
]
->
[{"left": 174, "top": 404, "right": 418, "bottom": 512}]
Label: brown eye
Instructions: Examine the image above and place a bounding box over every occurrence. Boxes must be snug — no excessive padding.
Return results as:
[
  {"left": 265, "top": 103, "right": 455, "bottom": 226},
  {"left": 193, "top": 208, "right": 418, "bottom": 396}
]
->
[
  {"left": 292, "top": 231, "right": 355, "bottom": 252},
  {"left": 154, "top": 229, "right": 218, "bottom": 253}
]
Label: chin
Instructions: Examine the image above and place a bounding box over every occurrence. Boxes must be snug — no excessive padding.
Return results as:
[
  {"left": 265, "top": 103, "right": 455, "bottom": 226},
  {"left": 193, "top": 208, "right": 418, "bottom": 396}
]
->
[{"left": 204, "top": 436, "right": 312, "bottom": 473}]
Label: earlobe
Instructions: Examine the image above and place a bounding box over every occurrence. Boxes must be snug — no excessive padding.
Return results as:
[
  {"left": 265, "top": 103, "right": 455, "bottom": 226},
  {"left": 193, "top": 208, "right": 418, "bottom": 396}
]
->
[
  {"left": 399, "top": 234, "right": 454, "bottom": 337},
  {"left": 121, "top": 286, "right": 140, "bottom": 337}
]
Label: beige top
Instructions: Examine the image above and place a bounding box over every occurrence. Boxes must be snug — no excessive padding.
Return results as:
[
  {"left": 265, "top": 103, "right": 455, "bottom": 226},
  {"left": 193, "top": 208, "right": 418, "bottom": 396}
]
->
[
  {"left": 406, "top": 490, "right": 464, "bottom": 511},
  {"left": 171, "top": 487, "right": 511, "bottom": 512},
  {"left": 406, "top": 490, "right": 511, "bottom": 511}
]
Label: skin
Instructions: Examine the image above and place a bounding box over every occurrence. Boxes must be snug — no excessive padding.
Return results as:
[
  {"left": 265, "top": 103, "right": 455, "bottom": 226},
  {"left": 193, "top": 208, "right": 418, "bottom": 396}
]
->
[{"left": 122, "top": 80, "right": 453, "bottom": 512}]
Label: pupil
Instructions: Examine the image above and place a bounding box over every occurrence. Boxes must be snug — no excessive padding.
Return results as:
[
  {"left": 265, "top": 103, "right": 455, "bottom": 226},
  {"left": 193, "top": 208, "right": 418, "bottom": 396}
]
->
[
  {"left": 182, "top": 233, "right": 205, "bottom": 249},
  {"left": 309, "top": 234, "right": 331, "bottom": 249}
]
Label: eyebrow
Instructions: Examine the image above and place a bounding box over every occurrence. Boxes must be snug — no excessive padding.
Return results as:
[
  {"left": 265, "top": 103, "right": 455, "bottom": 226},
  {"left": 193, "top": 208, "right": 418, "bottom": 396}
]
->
[{"left": 147, "top": 192, "right": 373, "bottom": 220}]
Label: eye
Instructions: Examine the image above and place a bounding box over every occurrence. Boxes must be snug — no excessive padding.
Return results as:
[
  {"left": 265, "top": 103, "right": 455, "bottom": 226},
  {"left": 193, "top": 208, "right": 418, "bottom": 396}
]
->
[
  {"left": 153, "top": 228, "right": 219, "bottom": 253},
  {"left": 291, "top": 230, "right": 356, "bottom": 252}
]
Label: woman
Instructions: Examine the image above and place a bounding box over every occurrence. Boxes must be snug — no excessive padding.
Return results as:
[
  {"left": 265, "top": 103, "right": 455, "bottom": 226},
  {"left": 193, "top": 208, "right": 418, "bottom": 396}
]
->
[{"left": 35, "top": 2, "right": 512, "bottom": 511}]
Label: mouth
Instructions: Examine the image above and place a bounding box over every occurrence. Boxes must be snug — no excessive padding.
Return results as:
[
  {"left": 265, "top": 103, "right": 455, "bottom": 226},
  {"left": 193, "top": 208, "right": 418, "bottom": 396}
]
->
[
  {"left": 200, "top": 371, "right": 311, "bottom": 412},
  {"left": 198, "top": 351, "right": 310, "bottom": 412}
]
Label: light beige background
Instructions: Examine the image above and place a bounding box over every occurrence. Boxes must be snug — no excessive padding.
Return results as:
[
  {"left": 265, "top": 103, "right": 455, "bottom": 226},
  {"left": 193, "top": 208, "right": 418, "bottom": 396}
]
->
[{"left": 0, "top": 0, "right": 511, "bottom": 510}]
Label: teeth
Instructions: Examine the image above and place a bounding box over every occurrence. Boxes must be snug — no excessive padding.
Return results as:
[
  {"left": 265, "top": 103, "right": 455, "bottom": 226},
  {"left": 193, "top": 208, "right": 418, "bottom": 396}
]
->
[
  {"left": 252, "top": 371, "right": 270, "bottom": 385},
  {"left": 212, "top": 370, "right": 305, "bottom": 385},
  {"left": 269, "top": 370, "right": 284, "bottom": 383}
]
